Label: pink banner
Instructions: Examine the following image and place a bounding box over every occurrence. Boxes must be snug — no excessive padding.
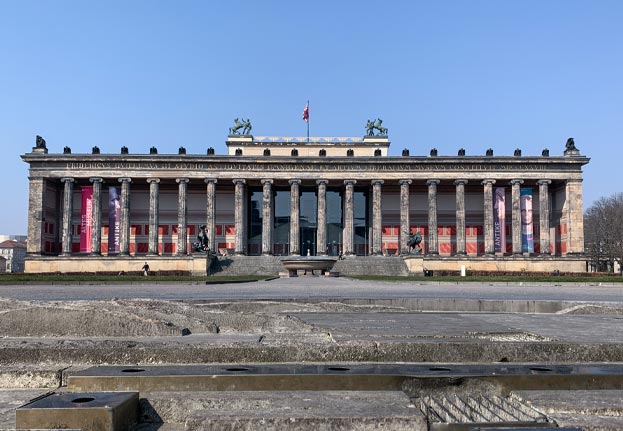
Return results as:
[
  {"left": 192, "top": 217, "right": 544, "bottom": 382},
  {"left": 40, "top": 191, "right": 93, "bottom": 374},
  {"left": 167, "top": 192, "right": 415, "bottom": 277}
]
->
[
  {"left": 80, "top": 186, "right": 93, "bottom": 253},
  {"left": 494, "top": 187, "right": 506, "bottom": 253}
]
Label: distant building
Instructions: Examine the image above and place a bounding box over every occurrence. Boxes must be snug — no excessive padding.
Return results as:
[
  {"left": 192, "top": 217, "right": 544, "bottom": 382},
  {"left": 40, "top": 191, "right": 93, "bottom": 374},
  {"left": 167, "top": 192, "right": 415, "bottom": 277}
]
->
[{"left": 0, "top": 240, "right": 27, "bottom": 273}]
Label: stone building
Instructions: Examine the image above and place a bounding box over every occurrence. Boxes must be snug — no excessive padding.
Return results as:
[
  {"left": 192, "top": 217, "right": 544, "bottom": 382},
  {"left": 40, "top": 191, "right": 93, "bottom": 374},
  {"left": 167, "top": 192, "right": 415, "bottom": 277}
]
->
[
  {"left": 21, "top": 133, "right": 589, "bottom": 274},
  {"left": 0, "top": 240, "right": 27, "bottom": 273}
]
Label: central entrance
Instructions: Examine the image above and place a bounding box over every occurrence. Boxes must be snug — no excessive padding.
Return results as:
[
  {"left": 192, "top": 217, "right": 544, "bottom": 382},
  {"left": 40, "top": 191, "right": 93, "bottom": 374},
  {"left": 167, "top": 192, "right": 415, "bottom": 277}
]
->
[{"left": 247, "top": 184, "right": 369, "bottom": 256}]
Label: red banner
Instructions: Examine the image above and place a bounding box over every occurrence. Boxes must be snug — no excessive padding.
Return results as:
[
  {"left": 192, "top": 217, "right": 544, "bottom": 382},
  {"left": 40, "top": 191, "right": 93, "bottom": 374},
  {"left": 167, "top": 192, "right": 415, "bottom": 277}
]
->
[{"left": 80, "top": 186, "right": 93, "bottom": 253}]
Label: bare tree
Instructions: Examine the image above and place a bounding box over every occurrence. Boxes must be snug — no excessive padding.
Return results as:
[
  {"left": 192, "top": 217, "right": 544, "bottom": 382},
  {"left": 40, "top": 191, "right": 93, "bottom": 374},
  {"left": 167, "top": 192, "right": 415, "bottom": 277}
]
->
[{"left": 584, "top": 193, "right": 623, "bottom": 273}]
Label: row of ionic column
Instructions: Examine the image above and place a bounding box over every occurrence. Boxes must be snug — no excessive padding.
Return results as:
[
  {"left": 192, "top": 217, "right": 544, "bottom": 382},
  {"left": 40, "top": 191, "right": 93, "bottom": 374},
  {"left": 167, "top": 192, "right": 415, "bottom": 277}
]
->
[
  {"left": 57, "top": 177, "right": 553, "bottom": 257},
  {"left": 59, "top": 176, "right": 194, "bottom": 256}
]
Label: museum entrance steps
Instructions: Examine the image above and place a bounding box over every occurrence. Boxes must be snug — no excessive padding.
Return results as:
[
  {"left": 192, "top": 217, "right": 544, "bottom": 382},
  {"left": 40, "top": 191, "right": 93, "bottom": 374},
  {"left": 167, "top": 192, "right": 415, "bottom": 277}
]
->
[
  {"left": 209, "top": 255, "right": 409, "bottom": 277},
  {"left": 19, "top": 363, "right": 621, "bottom": 430},
  {"left": 332, "top": 255, "right": 409, "bottom": 276}
]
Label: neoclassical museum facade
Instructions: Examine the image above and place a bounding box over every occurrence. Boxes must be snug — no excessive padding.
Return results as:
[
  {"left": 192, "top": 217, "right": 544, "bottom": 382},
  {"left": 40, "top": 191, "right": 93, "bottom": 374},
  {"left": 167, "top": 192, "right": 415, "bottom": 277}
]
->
[{"left": 22, "top": 133, "right": 589, "bottom": 274}]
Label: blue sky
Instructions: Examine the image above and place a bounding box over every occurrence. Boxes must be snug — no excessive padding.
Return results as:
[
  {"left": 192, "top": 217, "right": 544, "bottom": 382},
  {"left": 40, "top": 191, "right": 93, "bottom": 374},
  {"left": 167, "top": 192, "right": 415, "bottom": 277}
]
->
[{"left": 1, "top": 1, "right": 621, "bottom": 234}]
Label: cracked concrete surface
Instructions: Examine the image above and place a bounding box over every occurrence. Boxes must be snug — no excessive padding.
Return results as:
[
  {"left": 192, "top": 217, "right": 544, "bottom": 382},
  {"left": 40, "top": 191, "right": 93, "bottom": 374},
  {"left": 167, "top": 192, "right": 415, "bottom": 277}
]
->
[{"left": 2, "top": 279, "right": 623, "bottom": 430}]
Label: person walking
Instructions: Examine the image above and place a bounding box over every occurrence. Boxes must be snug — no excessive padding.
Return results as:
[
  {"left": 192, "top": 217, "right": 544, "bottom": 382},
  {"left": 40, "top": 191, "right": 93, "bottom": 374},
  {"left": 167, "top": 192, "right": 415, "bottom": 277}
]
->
[{"left": 141, "top": 262, "right": 150, "bottom": 276}]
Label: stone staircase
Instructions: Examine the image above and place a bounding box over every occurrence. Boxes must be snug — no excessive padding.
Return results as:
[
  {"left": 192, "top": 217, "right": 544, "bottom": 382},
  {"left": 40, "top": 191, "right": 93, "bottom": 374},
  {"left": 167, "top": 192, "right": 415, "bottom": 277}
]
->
[
  {"left": 332, "top": 255, "right": 409, "bottom": 276},
  {"left": 209, "top": 255, "right": 284, "bottom": 276},
  {"left": 208, "top": 255, "right": 409, "bottom": 277}
]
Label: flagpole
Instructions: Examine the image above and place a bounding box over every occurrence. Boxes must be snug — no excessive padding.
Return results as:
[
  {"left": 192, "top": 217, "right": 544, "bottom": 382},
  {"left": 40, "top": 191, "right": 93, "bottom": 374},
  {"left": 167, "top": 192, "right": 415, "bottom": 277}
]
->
[{"left": 307, "top": 100, "right": 310, "bottom": 142}]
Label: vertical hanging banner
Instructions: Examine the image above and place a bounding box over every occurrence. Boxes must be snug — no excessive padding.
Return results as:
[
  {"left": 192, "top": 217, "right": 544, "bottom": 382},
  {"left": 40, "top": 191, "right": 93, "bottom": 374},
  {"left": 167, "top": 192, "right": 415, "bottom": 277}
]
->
[
  {"left": 80, "top": 186, "right": 93, "bottom": 253},
  {"left": 521, "top": 188, "right": 534, "bottom": 253},
  {"left": 108, "top": 186, "right": 121, "bottom": 253},
  {"left": 493, "top": 187, "right": 506, "bottom": 253}
]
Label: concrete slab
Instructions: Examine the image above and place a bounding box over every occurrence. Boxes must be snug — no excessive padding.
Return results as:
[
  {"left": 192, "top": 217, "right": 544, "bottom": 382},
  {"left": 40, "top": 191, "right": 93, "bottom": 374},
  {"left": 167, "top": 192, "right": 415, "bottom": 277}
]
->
[
  {"left": 0, "top": 388, "right": 52, "bottom": 429},
  {"left": 67, "top": 363, "right": 623, "bottom": 393},
  {"left": 178, "top": 391, "right": 424, "bottom": 431},
  {"left": 16, "top": 391, "right": 139, "bottom": 431},
  {"left": 141, "top": 390, "right": 421, "bottom": 424},
  {"left": 514, "top": 390, "right": 623, "bottom": 431}
]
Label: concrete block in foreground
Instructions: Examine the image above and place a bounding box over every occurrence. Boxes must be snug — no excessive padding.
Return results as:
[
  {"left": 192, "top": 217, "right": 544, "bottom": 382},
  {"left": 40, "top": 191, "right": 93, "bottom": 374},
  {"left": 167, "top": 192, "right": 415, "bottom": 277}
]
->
[{"left": 16, "top": 391, "right": 139, "bottom": 431}]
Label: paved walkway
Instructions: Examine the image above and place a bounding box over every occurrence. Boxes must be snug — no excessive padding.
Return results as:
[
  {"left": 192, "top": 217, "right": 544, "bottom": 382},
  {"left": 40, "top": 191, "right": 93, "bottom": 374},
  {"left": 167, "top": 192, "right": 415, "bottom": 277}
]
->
[{"left": 0, "top": 277, "right": 622, "bottom": 302}]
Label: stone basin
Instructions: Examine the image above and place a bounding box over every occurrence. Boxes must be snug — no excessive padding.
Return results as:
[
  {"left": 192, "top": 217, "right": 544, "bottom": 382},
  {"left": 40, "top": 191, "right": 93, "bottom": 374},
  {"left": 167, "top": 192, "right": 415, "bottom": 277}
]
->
[{"left": 280, "top": 256, "right": 338, "bottom": 277}]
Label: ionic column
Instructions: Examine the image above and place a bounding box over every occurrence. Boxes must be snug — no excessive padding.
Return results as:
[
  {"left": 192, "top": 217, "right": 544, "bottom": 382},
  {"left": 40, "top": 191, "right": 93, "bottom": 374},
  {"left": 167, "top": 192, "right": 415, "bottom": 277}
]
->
[
  {"left": 316, "top": 180, "right": 328, "bottom": 256},
  {"left": 233, "top": 179, "right": 247, "bottom": 255},
  {"left": 482, "top": 179, "right": 496, "bottom": 254},
  {"left": 454, "top": 179, "right": 468, "bottom": 255},
  {"left": 510, "top": 179, "right": 524, "bottom": 255},
  {"left": 118, "top": 177, "right": 132, "bottom": 255},
  {"left": 566, "top": 179, "right": 585, "bottom": 254},
  {"left": 399, "top": 179, "right": 411, "bottom": 255},
  {"left": 89, "top": 177, "right": 104, "bottom": 255},
  {"left": 537, "top": 180, "right": 551, "bottom": 255},
  {"left": 176, "top": 178, "right": 189, "bottom": 255},
  {"left": 26, "top": 177, "right": 46, "bottom": 255},
  {"left": 261, "top": 179, "right": 273, "bottom": 255},
  {"left": 147, "top": 178, "right": 160, "bottom": 255},
  {"left": 371, "top": 180, "right": 384, "bottom": 255},
  {"left": 343, "top": 180, "right": 356, "bottom": 255},
  {"left": 60, "top": 177, "right": 75, "bottom": 256},
  {"left": 289, "top": 179, "right": 301, "bottom": 256},
  {"left": 426, "top": 180, "right": 440, "bottom": 254},
  {"left": 205, "top": 179, "right": 218, "bottom": 252}
]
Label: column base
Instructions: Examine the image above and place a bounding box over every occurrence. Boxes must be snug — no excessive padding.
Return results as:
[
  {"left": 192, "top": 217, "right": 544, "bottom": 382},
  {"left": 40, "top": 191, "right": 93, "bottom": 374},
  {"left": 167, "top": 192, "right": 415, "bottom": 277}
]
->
[
  {"left": 147, "top": 252, "right": 159, "bottom": 257},
  {"left": 89, "top": 252, "right": 102, "bottom": 257},
  {"left": 427, "top": 251, "right": 439, "bottom": 255},
  {"left": 453, "top": 252, "right": 468, "bottom": 256}
]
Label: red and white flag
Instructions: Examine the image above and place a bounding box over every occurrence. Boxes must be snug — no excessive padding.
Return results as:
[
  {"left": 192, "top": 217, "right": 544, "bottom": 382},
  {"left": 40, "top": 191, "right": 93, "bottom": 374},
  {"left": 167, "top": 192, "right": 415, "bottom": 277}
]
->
[{"left": 302, "top": 102, "right": 309, "bottom": 122}]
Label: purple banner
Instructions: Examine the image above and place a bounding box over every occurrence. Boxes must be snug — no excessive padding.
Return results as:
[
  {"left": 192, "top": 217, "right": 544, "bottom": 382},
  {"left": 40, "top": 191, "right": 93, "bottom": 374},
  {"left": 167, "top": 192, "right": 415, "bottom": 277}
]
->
[
  {"left": 108, "top": 187, "right": 121, "bottom": 253},
  {"left": 494, "top": 187, "right": 506, "bottom": 253},
  {"left": 521, "top": 188, "right": 534, "bottom": 253}
]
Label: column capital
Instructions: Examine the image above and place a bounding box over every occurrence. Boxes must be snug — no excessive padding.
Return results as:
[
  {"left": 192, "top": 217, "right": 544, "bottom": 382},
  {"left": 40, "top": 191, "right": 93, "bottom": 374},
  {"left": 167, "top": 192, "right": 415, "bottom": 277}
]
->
[
  {"left": 232, "top": 178, "right": 246, "bottom": 185},
  {"left": 146, "top": 178, "right": 160, "bottom": 184},
  {"left": 481, "top": 179, "right": 496, "bottom": 186},
  {"left": 261, "top": 179, "right": 273, "bottom": 185},
  {"left": 537, "top": 179, "right": 552, "bottom": 186},
  {"left": 89, "top": 177, "right": 104, "bottom": 184},
  {"left": 371, "top": 180, "right": 384, "bottom": 186},
  {"left": 344, "top": 180, "right": 357, "bottom": 186},
  {"left": 204, "top": 178, "right": 218, "bottom": 184},
  {"left": 118, "top": 177, "right": 132, "bottom": 183},
  {"left": 454, "top": 179, "right": 468, "bottom": 186},
  {"left": 176, "top": 177, "right": 190, "bottom": 184},
  {"left": 399, "top": 179, "right": 412, "bottom": 186},
  {"left": 316, "top": 179, "right": 328, "bottom": 186},
  {"left": 509, "top": 179, "right": 524, "bottom": 186},
  {"left": 60, "top": 177, "right": 75, "bottom": 183},
  {"left": 289, "top": 179, "right": 301, "bottom": 186},
  {"left": 426, "top": 179, "right": 440, "bottom": 186}
]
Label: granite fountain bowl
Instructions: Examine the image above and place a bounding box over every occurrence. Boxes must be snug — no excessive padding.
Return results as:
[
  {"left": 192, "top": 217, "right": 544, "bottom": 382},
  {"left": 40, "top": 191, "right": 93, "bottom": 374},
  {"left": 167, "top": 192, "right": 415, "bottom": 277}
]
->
[{"left": 280, "top": 256, "right": 338, "bottom": 277}]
